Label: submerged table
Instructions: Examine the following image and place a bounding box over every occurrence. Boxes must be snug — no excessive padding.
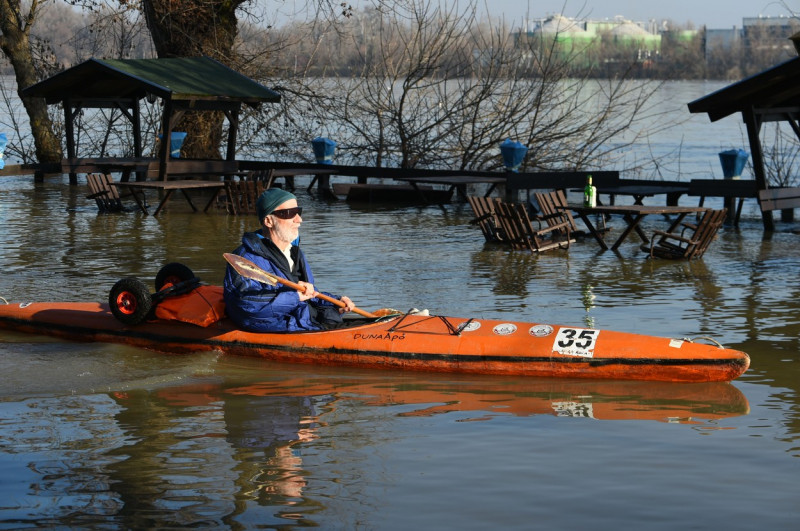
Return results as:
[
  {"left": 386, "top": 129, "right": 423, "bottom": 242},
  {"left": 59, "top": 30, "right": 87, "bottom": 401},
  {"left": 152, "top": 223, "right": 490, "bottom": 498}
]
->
[
  {"left": 394, "top": 175, "right": 507, "bottom": 201},
  {"left": 114, "top": 180, "right": 225, "bottom": 216},
  {"left": 257, "top": 168, "right": 339, "bottom": 192},
  {"left": 562, "top": 205, "right": 711, "bottom": 251},
  {"left": 569, "top": 185, "right": 690, "bottom": 206}
]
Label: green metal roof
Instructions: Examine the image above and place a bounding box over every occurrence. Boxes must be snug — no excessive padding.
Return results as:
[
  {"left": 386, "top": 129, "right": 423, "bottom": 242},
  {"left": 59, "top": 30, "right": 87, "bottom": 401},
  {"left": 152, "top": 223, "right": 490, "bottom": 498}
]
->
[{"left": 22, "top": 56, "right": 281, "bottom": 106}]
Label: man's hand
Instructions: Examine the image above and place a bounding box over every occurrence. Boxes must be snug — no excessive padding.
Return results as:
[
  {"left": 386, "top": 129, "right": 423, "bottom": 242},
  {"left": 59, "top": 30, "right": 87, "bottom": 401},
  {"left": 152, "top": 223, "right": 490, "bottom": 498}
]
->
[
  {"left": 297, "top": 281, "right": 315, "bottom": 301},
  {"left": 339, "top": 296, "right": 355, "bottom": 314}
]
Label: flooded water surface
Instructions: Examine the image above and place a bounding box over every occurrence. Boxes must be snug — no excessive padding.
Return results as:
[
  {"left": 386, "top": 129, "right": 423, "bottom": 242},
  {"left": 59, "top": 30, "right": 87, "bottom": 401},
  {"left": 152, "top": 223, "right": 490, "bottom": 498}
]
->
[{"left": 1, "top": 82, "right": 800, "bottom": 529}]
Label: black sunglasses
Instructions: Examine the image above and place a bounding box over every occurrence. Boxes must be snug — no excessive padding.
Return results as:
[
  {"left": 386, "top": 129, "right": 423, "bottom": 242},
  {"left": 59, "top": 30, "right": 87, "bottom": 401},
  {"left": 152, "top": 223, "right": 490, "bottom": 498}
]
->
[{"left": 271, "top": 206, "right": 303, "bottom": 219}]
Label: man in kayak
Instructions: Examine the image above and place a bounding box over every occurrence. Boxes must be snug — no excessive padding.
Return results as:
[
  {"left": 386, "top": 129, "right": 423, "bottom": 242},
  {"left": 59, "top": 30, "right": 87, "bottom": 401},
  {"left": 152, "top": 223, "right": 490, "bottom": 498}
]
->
[{"left": 223, "top": 188, "right": 356, "bottom": 332}]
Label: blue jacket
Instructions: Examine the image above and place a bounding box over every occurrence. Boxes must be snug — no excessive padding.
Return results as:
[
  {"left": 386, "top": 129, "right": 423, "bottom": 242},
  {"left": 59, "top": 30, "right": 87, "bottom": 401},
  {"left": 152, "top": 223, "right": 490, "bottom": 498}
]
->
[{"left": 223, "top": 230, "right": 339, "bottom": 332}]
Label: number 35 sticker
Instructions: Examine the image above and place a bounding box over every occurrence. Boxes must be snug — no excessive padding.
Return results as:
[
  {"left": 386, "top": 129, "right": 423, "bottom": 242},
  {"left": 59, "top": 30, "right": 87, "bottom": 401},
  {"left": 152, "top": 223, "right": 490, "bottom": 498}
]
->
[{"left": 553, "top": 328, "right": 599, "bottom": 358}]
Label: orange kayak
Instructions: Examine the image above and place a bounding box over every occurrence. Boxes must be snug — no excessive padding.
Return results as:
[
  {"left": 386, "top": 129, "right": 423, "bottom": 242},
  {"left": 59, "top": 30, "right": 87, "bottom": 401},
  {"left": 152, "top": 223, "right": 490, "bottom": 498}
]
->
[{"left": 0, "top": 299, "right": 749, "bottom": 382}]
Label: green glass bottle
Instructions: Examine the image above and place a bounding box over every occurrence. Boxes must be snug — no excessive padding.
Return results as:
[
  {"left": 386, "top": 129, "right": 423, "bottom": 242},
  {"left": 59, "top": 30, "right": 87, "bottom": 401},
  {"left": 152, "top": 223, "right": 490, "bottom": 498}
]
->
[{"left": 583, "top": 174, "right": 597, "bottom": 208}]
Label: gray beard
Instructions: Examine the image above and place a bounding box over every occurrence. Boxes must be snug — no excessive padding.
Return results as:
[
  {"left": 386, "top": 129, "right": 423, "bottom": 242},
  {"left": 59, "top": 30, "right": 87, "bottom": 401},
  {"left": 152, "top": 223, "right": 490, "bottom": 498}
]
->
[{"left": 271, "top": 220, "right": 299, "bottom": 248}]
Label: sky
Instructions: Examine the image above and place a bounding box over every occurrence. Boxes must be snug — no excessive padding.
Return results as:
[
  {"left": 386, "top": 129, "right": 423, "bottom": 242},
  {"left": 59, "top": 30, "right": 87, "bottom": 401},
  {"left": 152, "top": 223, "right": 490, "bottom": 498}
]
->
[{"left": 482, "top": 0, "right": 800, "bottom": 29}]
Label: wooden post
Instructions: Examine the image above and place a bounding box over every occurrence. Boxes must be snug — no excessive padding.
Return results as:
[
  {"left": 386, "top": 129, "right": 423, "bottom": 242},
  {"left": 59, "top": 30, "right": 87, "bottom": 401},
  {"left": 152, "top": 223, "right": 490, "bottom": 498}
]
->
[
  {"left": 744, "top": 108, "right": 774, "bottom": 231},
  {"left": 64, "top": 98, "right": 77, "bottom": 185}
]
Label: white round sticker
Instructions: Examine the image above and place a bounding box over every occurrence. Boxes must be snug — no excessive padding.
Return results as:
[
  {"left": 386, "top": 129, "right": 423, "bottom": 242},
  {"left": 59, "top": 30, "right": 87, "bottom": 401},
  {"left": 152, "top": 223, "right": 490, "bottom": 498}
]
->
[
  {"left": 529, "top": 324, "right": 554, "bottom": 337},
  {"left": 493, "top": 323, "right": 518, "bottom": 335}
]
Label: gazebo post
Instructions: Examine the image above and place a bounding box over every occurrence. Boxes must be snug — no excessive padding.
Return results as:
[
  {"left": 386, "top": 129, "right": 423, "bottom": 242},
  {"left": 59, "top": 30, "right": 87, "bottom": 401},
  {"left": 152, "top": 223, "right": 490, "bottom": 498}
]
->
[
  {"left": 743, "top": 109, "right": 774, "bottom": 231},
  {"left": 225, "top": 106, "right": 240, "bottom": 169},
  {"left": 157, "top": 100, "right": 174, "bottom": 181},
  {"left": 64, "top": 98, "right": 77, "bottom": 185}
]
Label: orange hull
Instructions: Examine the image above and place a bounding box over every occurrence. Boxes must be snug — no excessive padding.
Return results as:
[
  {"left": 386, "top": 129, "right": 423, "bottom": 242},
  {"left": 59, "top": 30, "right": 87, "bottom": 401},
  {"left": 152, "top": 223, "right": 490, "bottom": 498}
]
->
[{"left": 0, "top": 301, "right": 750, "bottom": 382}]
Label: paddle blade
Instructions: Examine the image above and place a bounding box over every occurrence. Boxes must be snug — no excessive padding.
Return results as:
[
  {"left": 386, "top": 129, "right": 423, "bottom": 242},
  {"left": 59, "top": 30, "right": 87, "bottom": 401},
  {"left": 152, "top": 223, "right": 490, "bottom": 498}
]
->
[{"left": 223, "top": 253, "right": 278, "bottom": 286}]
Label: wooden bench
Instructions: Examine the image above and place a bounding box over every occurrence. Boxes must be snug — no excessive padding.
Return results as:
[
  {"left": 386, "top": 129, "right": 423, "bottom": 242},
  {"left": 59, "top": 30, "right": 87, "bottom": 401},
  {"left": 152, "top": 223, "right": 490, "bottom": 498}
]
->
[
  {"left": 506, "top": 171, "right": 620, "bottom": 200},
  {"left": 758, "top": 187, "right": 800, "bottom": 218},
  {"left": 688, "top": 179, "right": 757, "bottom": 225},
  {"left": 86, "top": 173, "right": 126, "bottom": 212},
  {"left": 146, "top": 159, "right": 240, "bottom": 181}
]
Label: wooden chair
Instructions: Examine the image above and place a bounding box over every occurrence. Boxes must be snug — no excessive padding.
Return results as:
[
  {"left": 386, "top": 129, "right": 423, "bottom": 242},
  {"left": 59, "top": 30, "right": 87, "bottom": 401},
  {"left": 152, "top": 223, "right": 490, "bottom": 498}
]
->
[
  {"left": 249, "top": 168, "right": 276, "bottom": 189},
  {"left": 223, "top": 179, "right": 267, "bottom": 215},
  {"left": 494, "top": 200, "right": 575, "bottom": 252},
  {"left": 643, "top": 208, "right": 727, "bottom": 260},
  {"left": 467, "top": 196, "right": 505, "bottom": 242},
  {"left": 86, "top": 173, "right": 126, "bottom": 212},
  {"left": 221, "top": 169, "right": 276, "bottom": 215},
  {"left": 532, "top": 189, "right": 605, "bottom": 238}
]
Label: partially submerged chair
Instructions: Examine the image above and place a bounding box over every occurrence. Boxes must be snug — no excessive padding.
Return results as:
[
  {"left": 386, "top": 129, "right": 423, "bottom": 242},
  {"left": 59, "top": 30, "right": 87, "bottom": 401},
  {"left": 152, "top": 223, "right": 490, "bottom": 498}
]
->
[
  {"left": 531, "top": 189, "right": 607, "bottom": 238},
  {"left": 468, "top": 196, "right": 505, "bottom": 242},
  {"left": 643, "top": 208, "right": 727, "bottom": 260},
  {"left": 494, "top": 200, "right": 575, "bottom": 252},
  {"left": 222, "top": 170, "right": 276, "bottom": 215},
  {"left": 86, "top": 173, "right": 126, "bottom": 213},
  {"left": 249, "top": 168, "right": 276, "bottom": 189}
]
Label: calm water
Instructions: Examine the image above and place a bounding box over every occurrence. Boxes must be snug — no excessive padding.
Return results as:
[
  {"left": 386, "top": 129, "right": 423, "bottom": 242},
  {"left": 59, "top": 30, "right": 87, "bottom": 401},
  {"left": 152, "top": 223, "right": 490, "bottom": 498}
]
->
[{"left": 1, "top": 82, "right": 800, "bottom": 529}]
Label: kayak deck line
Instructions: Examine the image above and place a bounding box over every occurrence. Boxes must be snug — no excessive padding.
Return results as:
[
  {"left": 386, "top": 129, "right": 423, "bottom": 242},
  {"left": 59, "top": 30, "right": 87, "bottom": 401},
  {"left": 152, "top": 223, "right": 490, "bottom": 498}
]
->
[{"left": 0, "top": 300, "right": 750, "bottom": 382}]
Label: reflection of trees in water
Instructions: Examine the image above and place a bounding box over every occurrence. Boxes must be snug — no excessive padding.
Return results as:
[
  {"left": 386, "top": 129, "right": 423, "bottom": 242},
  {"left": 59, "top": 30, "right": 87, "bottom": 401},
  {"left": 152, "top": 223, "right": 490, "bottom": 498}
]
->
[
  {"left": 470, "top": 248, "right": 549, "bottom": 301},
  {"left": 733, "top": 232, "right": 800, "bottom": 410},
  {"left": 105, "top": 389, "right": 240, "bottom": 527}
]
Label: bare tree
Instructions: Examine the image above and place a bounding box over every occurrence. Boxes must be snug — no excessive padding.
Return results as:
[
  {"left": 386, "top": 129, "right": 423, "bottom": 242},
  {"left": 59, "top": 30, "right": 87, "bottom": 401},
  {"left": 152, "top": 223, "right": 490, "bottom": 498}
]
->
[
  {"left": 1, "top": 0, "right": 354, "bottom": 164},
  {"left": 256, "top": 0, "right": 672, "bottom": 176},
  {"left": 0, "top": 0, "right": 62, "bottom": 163},
  {"left": 762, "top": 123, "right": 800, "bottom": 187}
]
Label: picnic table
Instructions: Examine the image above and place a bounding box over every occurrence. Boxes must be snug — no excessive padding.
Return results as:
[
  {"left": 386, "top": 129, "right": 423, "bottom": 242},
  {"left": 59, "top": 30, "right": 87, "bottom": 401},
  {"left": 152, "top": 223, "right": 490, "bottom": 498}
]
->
[
  {"left": 595, "top": 184, "right": 690, "bottom": 206},
  {"left": 562, "top": 204, "right": 711, "bottom": 251},
  {"left": 393, "top": 175, "right": 507, "bottom": 201},
  {"left": 114, "top": 180, "right": 225, "bottom": 216}
]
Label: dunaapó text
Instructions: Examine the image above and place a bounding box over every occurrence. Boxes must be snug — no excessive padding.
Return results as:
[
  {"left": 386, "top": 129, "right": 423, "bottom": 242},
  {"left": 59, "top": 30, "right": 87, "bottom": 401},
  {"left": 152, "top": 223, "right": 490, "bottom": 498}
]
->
[{"left": 353, "top": 332, "right": 406, "bottom": 341}]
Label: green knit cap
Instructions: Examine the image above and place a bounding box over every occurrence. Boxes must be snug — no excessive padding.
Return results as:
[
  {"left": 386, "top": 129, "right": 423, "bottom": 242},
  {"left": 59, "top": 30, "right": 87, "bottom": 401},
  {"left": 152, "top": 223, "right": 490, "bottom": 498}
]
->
[{"left": 256, "top": 188, "right": 297, "bottom": 220}]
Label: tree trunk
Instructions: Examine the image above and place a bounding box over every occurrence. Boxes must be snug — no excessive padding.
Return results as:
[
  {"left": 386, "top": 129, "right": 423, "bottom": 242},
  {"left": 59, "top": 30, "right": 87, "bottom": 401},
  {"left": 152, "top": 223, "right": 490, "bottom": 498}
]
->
[
  {"left": 141, "top": 0, "right": 246, "bottom": 159},
  {"left": 0, "top": 0, "right": 63, "bottom": 164}
]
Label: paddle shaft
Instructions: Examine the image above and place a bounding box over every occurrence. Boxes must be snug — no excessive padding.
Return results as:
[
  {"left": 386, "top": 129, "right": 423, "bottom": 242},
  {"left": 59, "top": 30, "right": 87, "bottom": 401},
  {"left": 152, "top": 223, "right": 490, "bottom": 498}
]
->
[{"left": 223, "top": 253, "right": 376, "bottom": 318}]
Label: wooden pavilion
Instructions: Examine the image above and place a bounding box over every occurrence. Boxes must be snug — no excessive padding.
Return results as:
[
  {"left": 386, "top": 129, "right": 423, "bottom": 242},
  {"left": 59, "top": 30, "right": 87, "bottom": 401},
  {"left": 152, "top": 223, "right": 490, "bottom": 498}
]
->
[
  {"left": 21, "top": 56, "right": 281, "bottom": 183},
  {"left": 688, "top": 53, "right": 800, "bottom": 231}
]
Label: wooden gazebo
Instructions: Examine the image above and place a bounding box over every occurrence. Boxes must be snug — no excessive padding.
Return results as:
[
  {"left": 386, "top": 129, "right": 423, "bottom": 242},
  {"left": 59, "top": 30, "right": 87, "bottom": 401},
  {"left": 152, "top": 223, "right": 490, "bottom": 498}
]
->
[
  {"left": 688, "top": 54, "right": 800, "bottom": 231},
  {"left": 22, "top": 56, "right": 281, "bottom": 183}
]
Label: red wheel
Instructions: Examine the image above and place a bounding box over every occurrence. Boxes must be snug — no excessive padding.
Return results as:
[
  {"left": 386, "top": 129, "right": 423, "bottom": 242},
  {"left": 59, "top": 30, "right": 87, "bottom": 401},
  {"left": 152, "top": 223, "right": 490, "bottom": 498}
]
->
[{"left": 109, "top": 277, "right": 152, "bottom": 325}]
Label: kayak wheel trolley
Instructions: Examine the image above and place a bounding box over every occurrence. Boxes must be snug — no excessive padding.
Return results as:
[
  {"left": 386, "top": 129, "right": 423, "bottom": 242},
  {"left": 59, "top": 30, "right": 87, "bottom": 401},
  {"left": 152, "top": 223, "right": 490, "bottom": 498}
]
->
[{"left": 109, "top": 262, "right": 199, "bottom": 325}]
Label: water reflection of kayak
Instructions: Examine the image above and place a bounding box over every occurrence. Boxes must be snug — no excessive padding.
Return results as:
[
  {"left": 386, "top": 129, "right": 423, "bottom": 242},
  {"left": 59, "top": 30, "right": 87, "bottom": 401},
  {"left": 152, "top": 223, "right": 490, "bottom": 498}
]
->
[
  {"left": 174, "top": 373, "right": 751, "bottom": 425},
  {"left": 0, "top": 297, "right": 749, "bottom": 382}
]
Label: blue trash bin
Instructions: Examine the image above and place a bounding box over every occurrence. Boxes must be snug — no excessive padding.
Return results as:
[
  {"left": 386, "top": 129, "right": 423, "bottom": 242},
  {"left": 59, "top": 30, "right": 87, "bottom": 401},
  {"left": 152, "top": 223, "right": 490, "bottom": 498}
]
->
[
  {"left": 158, "top": 132, "right": 187, "bottom": 158},
  {"left": 311, "top": 137, "right": 336, "bottom": 164},
  {"left": 168, "top": 132, "right": 187, "bottom": 158},
  {"left": 718, "top": 149, "right": 749, "bottom": 180},
  {"left": 500, "top": 139, "right": 528, "bottom": 172},
  {"left": 0, "top": 133, "right": 7, "bottom": 170}
]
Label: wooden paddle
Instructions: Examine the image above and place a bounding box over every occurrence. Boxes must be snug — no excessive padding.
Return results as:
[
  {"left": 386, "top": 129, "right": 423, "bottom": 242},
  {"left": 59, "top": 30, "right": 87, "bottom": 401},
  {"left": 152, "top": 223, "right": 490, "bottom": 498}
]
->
[{"left": 223, "top": 253, "right": 377, "bottom": 318}]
